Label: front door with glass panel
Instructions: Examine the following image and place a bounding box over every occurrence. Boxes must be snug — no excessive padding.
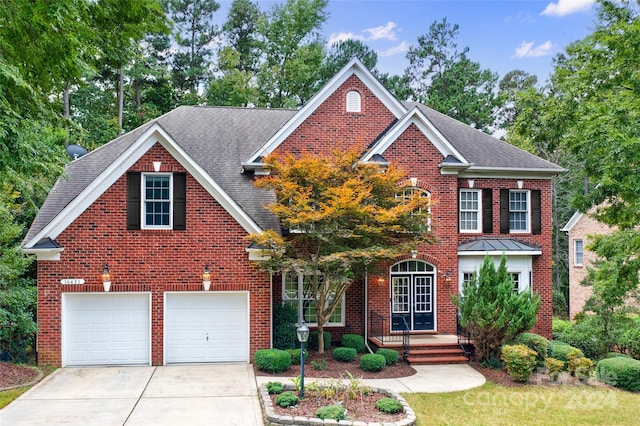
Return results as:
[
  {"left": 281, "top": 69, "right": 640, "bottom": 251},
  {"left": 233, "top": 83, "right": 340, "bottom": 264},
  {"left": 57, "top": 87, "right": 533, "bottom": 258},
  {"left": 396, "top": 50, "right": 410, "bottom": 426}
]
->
[{"left": 391, "top": 260, "right": 435, "bottom": 331}]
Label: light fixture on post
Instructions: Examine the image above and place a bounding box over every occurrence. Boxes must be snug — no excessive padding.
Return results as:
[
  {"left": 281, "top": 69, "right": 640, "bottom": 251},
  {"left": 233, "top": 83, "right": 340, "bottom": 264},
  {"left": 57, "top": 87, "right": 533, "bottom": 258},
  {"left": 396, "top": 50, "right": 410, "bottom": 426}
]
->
[
  {"left": 202, "top": 265, "right": 211, "bottom": 291},
  {"left": 296, "top": 321, "right": 310, "bottom": 399},
  {"left": 101, "top": 264, "right": 111, "bottom": 292}
]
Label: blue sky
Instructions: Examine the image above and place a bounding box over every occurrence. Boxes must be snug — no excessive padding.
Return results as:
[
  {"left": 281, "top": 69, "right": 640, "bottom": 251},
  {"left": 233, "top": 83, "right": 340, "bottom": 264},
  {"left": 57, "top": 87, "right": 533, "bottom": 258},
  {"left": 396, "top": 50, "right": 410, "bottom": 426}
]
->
[{"left": 217, "top": 0, "right": 599, "bottom": 83}]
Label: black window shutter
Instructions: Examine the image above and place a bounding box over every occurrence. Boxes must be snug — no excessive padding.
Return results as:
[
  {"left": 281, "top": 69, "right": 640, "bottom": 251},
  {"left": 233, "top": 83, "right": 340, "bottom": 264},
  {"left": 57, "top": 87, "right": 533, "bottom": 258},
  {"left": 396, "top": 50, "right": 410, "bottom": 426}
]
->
[
  {"left": 173, "top": 173, "right": 186, "bottom": 230},
  {"left": 127, "top": 172, "right": 141, "bottom": 230},
  {"left": 482, "top": 189, "right": 493, "bottom": 234},
  {"left": 531, "top": 190, "right": 542, "bottom": 235},
  {"left": 500, "top": 189, "right": 509, "bottom": 234}
]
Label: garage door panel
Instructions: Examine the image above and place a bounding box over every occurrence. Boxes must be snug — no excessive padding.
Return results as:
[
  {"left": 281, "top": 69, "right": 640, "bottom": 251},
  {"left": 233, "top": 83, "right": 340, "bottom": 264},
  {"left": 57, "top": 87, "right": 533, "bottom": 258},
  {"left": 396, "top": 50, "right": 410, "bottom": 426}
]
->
[
  {"left": 64, "top": 293, "right": 150, "bottom": 366},
  {"left": 165, "top": 293, "right": 248, "bottom": 364}
]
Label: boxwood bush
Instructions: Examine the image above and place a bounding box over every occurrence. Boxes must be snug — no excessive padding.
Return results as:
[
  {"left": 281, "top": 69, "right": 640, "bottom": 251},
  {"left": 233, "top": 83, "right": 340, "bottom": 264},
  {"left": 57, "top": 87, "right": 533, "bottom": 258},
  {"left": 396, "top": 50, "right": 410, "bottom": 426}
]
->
[
  {"left": 266, "top": 381, "right": 284, "bottom": 394},
  {"left": 275, "top": 391, "right": 299, "bottom": 408},
  {"left": 316, "top": 404, "right": 346, "bottom": 421},
  {"left": 596, "top": 357, "right": 640, "bottom": 391},
  {"left": 286, "top": 348, "right": 307, "bottom": 365},
  {"left": 341, "top": 334, "right": 366, "bottom": 353},
  {"left": 254, "top": 349, "right": 291, "bottom": 373},
  {"left": 309, "top": 331, "right": 331, "bottom": 351},
  {"left": 514, "top": 332, "right": 548, "bottom": 367},
  {"left": 501, "top": 344, "right": 537, "bottom": 383},
  {"left": 333, "top": 347, "right": 357, "bottom": 362},
  {"left": 375, "top": 397, "right": 403, "bottom": 414},
  {"left": 548, "top": 340, "right": 583, "bottom": 369},
  {"left": 360, "top": 353, "right": 386, "bottom": 372},
  {"left": 376, "top": 348, "right": 400, "bottom": 366}
]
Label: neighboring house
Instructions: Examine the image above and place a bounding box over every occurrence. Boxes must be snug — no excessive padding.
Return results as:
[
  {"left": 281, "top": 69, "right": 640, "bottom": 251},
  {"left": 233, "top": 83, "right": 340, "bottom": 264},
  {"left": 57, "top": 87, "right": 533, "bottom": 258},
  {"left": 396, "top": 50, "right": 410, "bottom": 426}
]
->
[
  {"left": 22, "top": 60, "right": 564, "bottom": 367},
  {"left": 562, "top": 210, "right": 616, "bottom": 319}
]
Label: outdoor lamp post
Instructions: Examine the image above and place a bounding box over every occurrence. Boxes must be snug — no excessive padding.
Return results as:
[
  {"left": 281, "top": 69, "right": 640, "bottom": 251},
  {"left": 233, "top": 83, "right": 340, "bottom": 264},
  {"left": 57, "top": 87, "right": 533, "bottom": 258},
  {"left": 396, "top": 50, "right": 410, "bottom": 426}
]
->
[{"left": 296, "top": 321, "right": 310, "bottom": 398}]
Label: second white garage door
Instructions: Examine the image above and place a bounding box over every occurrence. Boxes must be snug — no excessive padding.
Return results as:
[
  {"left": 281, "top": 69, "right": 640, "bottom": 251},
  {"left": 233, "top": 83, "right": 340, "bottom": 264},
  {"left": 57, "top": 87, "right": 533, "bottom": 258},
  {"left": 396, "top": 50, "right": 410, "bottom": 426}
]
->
[{"left": 164, "top": 292, "right": 249, "bottom": 364}]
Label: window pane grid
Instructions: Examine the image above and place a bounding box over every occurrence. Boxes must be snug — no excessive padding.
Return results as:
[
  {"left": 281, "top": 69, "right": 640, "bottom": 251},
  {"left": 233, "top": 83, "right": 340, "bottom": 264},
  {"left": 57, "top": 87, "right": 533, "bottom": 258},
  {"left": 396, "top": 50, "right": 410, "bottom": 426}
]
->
[
  {"left": 414, "top": 277, "right": 432, "bottom": 312},
  {"left": 509, "top": 191, "right": 528, "bottom": 231},
  {"left": 283, "top": 273, "right": 343, "bottom": 325},
  {"left": 144, "top": 175, "right": 171, "bottom": 227},
  {"left": 575, "top": 240, "right": 584, "bottom": 265},
  {"left": 460, "top": 190, "right": 480, "bottom": 231},
  {"left": 392, "top": 277, "right": 410, "bottom": 313}
]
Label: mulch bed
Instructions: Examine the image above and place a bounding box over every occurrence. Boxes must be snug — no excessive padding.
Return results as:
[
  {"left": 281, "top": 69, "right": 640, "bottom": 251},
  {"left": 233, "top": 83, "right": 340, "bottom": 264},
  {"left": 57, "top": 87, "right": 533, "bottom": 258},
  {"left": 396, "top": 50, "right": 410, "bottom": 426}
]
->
[{"left": 0, "top": 362, "right": 42, "bottom": 390}]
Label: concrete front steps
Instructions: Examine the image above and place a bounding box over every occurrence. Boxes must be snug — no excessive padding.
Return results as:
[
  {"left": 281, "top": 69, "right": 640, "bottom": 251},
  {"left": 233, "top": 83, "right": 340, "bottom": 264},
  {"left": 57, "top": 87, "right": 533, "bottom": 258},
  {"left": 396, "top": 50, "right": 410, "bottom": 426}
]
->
[{"left": 369, "top": 334, "right": 470, "bottom": 365}]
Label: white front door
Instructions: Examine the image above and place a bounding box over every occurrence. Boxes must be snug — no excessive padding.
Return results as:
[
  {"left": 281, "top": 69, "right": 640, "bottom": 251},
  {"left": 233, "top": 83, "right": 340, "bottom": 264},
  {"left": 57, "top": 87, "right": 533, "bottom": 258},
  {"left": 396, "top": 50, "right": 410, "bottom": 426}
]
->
[
  {"left": 164, "top": 292, "right": 249, "bottom": 364},
  {"left": 63, "top": 293, "right": 150, "bottom": 366}
]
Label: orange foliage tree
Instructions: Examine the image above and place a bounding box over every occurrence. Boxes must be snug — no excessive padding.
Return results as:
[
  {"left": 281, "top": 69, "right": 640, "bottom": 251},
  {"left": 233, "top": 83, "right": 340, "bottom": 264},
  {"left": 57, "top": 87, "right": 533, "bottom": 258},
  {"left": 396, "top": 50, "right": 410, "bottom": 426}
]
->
[{"left": 249, "top": 149, "right": 434, "bottom": 353}]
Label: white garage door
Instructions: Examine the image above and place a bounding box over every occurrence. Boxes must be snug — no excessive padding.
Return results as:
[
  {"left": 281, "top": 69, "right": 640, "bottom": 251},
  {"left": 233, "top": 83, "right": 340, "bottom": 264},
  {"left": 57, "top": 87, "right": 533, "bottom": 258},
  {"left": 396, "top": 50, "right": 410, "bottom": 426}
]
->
[
  {"left": 63, "top": 293, "right": 150, "bottom": 366},
  {"left": 165, "top": 292, "right": 248, "bottom": 364}
]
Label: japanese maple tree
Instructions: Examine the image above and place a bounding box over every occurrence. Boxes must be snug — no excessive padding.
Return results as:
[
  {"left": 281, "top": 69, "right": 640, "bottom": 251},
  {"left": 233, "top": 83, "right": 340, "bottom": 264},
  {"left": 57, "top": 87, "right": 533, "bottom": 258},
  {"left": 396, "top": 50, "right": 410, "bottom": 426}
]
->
[{"left": 249, "top": 149, "right": 433, "bottom": 353}]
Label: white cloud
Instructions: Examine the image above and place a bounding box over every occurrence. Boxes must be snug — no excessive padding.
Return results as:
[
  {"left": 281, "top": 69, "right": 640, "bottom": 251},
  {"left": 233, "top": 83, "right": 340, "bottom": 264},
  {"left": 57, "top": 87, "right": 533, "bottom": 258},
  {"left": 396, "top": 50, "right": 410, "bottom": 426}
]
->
[
  {"left": 328, "top": 21, "right": 399, "bottom": 46},
  {"left": 513, "top": 41, "right": 554, "bottom": 58},
  {"left": 541, "top": 0, "right": 595, "bottom": 17},
  {"left": 377, "top": 41, "right": 410, "bottom": 58}
]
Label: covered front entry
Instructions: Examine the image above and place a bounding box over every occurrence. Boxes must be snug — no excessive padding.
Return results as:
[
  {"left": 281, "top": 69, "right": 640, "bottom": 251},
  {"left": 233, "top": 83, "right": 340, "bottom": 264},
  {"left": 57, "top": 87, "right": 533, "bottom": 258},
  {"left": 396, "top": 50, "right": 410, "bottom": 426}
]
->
[{"left": 391, "top": 260, "right": 436, "bottom": 331}]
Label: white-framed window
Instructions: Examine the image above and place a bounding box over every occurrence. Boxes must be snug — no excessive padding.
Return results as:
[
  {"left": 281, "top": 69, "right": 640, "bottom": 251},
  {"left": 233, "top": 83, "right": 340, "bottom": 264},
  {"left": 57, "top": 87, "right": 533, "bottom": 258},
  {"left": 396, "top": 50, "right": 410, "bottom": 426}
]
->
[
  {"left": 346, "top": 90, "right": 361, "bottom": 112},
  {"left": 282, "top": 271, "right": 344, "bottom": 326},
  {"left": 509, "top": 190, "right": 530, "bottom": 232},
  {"left": 396, "top": 187, "right": 431, "bottom": 231},
  {"left": 574, "top": 239, "right": 584, "bottom": 266},
  {"left": 142, "top": 173, "right": 172, "bottom": 229},
  {"left": 508, "top": 272, "right": 521, "bottom": 292},
  {"left": 459, "top": 189, "right": 481, "bottom": 232}
]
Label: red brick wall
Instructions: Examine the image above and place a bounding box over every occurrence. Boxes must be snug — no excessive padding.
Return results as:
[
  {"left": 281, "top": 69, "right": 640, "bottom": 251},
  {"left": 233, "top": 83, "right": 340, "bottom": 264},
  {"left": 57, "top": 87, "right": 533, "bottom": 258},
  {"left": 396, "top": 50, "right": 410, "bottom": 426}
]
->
[
  {"left": 274, "top": 74, "right": 397, "bottom": 157},
  {"left": 37, "top": 143, "right": 271, "bottom": 366}
]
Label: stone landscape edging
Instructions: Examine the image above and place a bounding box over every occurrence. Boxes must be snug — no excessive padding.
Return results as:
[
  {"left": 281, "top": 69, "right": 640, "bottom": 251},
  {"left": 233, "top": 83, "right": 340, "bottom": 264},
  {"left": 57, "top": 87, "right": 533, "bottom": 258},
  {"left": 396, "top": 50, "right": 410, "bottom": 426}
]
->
[{"left": 260, "top": 383, "right": 416, "bottom": 426}]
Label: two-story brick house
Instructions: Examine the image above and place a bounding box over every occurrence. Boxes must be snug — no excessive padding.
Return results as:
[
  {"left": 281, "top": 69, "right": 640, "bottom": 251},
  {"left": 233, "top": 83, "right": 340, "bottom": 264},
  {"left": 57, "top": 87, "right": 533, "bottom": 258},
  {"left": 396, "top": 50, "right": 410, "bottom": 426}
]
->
[{"left": 23, "top": 60, "right": 563, "bottom": 366}]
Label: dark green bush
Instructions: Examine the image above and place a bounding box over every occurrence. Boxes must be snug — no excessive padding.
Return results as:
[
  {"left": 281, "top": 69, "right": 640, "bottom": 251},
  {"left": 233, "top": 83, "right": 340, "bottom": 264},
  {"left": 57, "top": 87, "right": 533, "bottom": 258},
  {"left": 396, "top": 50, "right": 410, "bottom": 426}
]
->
[
  {"left": 254, "top": 349, "right": 291, "bottom": 373},
  {"left": 333, "top": 347, "right": 357, "bottom": 362},
  {"left": 287, "top": 348, "right": 307, "bottom": 365},
  {"left": 360, "top": 353, "right": 386, "bottom": 372},
  {"left": 341, "top": 334, "right": 366, "bottom": 353},
  {"left": 375, "top": 397, "right": 403, "bottom": 414},
  {"left": 376, "top": 348, "right": 400, "bottom": 366},
  {"left": 606, "top": 352, "right": 631, "bottom": 359},
  {"left": 552, "top": 318, "right": 572, "bottom": 340},
  {"left": 309, "top": 331, "right": 331, "bottom": 351},
  {"left": 266, "top": 381, "right": 284, "bottom": 394},
  {"left": 316, "top": 404, "right": 346, "bottom": 421},
  {"left": 501, "top": 344, "right": 537, "bottom": 383},
  {"left": 621, "top": 328, "right": 640, "bottom": 360},
  {"left": 548, "top": 341, "right": 583, "bottom": 369},
  {"left": 596, "top": 357, "right": 640, "bottom": 391},
  {"left": 556, "top": 320, "right": 605, "bottom": 360},
  {"left": 272, "top": 303, "right": 298, "bottom": 350},
  {"left": 311, "top": 359, "right": 328, "bottom": 370},
  {"left": 0, "top": 285, "right": 37, "bottom": 363},
  {"left": 514, "top": 332, "right": 548, "bottom": 367},
  {"left": 275, "top": 391, "right": 299, "bottom": 408}
]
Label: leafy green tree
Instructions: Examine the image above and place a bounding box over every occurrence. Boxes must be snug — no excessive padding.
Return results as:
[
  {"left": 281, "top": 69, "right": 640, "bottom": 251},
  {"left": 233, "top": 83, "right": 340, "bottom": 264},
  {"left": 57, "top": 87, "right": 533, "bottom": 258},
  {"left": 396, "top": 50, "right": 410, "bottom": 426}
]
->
[
  {"left": 496, "top": 70, "right": 538, "bottom": 132},
  {"left": 249, "top": 149, "right": 433, "bottom": 353},
  {"left": 405, "top": 18, "right": 499, "bottom": 132},
  {"left": 256, "top": 0, "right": 328, "bottom": 108},
  {"left": 317, "top": 39, "right": 379, "bottom": 87},
  {"left": 454, "top": 255, "right": 541, "bottom": 361}
]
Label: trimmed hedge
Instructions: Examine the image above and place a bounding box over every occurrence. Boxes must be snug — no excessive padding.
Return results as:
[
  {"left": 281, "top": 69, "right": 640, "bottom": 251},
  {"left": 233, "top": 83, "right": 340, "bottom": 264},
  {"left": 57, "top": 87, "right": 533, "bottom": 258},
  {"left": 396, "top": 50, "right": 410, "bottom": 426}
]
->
[
  {"left": 333, "top": 347, "right": 357, "bottom": 362},
  {"left": 254, "top": 349, "right": 291, "bottom": 373},
  {"left": 341, "top": 334, "right": 366, "bottom": 353},
  {"left": 514, "top": 332, "right": 549, "bottom": 367},
  {"left": 360, "top": 353, "right": 386, "bottom": 372},
  {"left": 596, "top": 357, "right": 640, "bottom": 391},
  {"left": 548, "top": 340, "right": 584, "bottom": 368},
  {"left": 309, "top": 331, "right": 331, "bottom": 351},
  {"left": 376, "top": 348, "right": 400, "bottom": 366}
]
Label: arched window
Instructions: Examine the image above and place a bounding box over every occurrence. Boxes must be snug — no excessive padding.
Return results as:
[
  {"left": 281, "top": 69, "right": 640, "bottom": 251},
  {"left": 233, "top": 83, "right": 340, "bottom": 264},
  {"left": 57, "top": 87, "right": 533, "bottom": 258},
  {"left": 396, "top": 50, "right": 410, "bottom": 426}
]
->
[
  {"left": 346, "top": 91, "right": 361, "bottom": 112},
  {"left": 396, "top": 187, "right": 431, "bottom": 231}
]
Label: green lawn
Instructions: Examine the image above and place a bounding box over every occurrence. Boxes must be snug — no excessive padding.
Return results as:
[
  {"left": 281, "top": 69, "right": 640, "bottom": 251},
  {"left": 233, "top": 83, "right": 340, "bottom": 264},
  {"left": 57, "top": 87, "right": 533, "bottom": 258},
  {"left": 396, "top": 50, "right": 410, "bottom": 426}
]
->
[
  {"left": 0, "top": 386, "right": 31, "bottom": 409},
  {"left": 404, "top": 382, "right": 639, "bottom": 426}
]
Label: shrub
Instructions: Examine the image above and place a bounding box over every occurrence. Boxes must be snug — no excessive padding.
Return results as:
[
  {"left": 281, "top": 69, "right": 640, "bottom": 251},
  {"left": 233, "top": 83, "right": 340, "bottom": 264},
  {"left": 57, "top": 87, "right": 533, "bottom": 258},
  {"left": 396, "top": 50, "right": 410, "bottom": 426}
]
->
[
  {"left": 555, "top": 319, "right": 605, "bottom": 360},
  {"left": 606, "top": 352, "right": 631, "bottom": 359},
  {"left": 621, "top": 328, "right": 640, "bottom": 360},
  {"left": 286, "top": 348, "right": 307, "bottom": 365},
  {"left": 266, "top": 381, "right": 284, "bottom": 394},
  {"left": 545, "top": 357, "right": 564, "bottom": 382},
  {"left": 360, "top": 353, "right": 386, "bottom": 372},
  {"left": 552, "top": 317, "right": 572, "bottom": 340},
  {"left": 514, "top": 332, "right": 549, "bottom": 367},
  {"left": 341, "top": 334, "right": 366, "bottom": 353},
  {"left": 548, "top": 341, "right": 584, "bottom": 369},
  {"left": 311, "top": 359, "right": 328, "bottom": 371},
  {"left": 309, "top": 331, "right": 331, "bottom": 351},
  {"left": 596, "top": 357, "right": 640, "bottom": 391},
  {"left": 375, "top": 397, "right": 403, "bottom": 414},
  {"left": 376, "top": 348, "right": 400, "bottom": 366},
  {"left": 315, "top": 404, "right": 346, "bottom": 421},
  {"left": 272, "top": 303, "right": 298, "bottom": 350},
  {"left": 275, "top": 391, "right": 299, "bottom": 408},
  {"left": 501, "top": 344, "right": 537, "bottom": 383},
  {"left": 0, "top": 285, "right": 37, "bottom": 363},
  {"left": 254, "top": 349, "right": 291, "bottom": 373},
  {"left": 568, "top": 356, "right": 595, "bottom": 381},
  {"left": 333, "top": 347, "right": 357, "bottom": 362}
]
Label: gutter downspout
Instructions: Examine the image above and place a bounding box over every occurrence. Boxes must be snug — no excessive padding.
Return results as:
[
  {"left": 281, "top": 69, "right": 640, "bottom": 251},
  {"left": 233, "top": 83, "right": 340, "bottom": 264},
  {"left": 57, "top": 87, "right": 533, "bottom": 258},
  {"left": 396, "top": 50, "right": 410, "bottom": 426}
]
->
[{"left": 364, "top": 270, "right": 374, "bottom": 354}]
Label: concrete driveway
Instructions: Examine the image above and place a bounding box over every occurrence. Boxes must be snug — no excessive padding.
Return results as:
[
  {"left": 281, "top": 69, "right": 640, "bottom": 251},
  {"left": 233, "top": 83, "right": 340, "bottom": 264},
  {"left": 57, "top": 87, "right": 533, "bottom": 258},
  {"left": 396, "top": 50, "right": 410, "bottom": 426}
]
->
[{"left": 0, "top": 364, "right": 263, "bottom": 426}]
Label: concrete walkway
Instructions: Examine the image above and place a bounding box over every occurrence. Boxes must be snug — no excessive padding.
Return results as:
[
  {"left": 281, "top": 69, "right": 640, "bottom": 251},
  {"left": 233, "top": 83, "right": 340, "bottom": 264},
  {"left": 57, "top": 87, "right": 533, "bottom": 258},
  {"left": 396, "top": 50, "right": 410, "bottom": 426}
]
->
[{"left": 255, "top": 363, "right": 486, "bottom": 394}]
